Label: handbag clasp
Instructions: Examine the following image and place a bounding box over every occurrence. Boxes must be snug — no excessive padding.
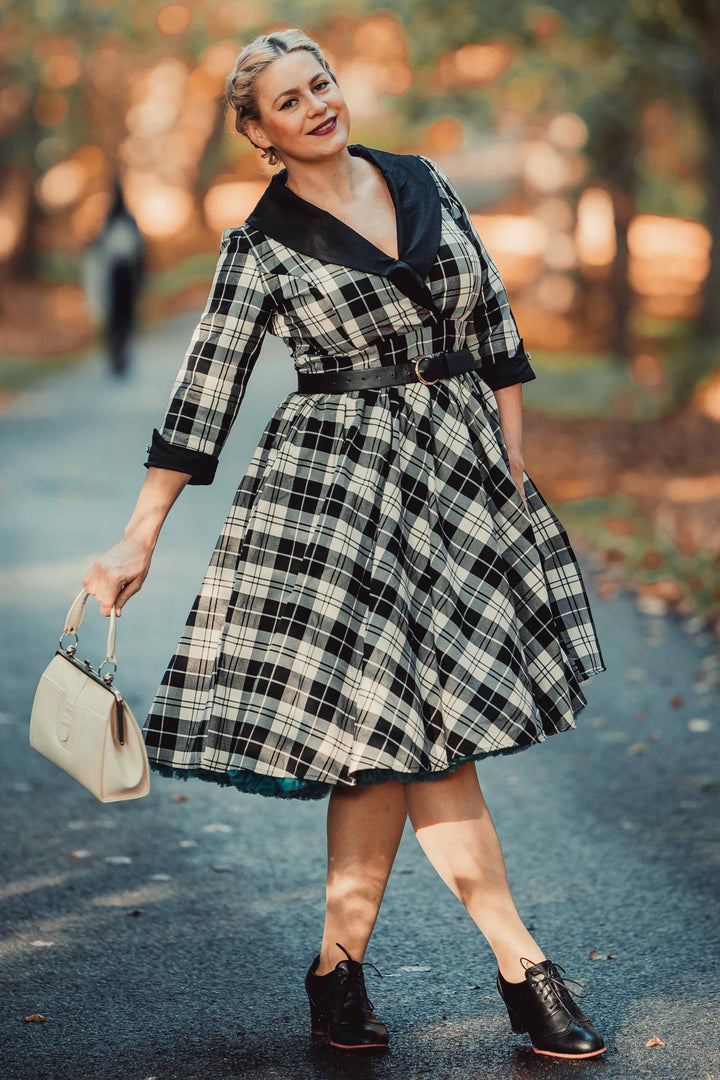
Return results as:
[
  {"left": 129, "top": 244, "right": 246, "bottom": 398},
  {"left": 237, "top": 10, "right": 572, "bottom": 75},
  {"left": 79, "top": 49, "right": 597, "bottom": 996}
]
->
[
  {"left": 59, "top": 631, "right": 78, "bottom": 652},
  {"left": 99, "top": 659, "right": 117, "bottom": 682}
]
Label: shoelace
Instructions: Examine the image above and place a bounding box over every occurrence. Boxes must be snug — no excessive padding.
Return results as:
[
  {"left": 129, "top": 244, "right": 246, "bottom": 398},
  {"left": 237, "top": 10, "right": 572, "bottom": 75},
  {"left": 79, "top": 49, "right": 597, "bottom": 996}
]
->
[
  {"left": 335, "top": 941, "right": 383, "bottom": 1014},
  {"left": 520, "top": 957, "right": 588, "bottom": 1013}
]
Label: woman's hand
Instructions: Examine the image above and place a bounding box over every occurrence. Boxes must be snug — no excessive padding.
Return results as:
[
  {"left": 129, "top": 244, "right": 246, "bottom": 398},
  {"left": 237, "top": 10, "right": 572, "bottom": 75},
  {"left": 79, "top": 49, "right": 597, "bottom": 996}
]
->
[
  {"left": 83, "top": 536, "right": 153, "bottom": 617},
  {"left": 491, "top": 383, "right": 529, "bottom": 514},
  {"left": 508, "top": 452, "right": 529, "bottom": 514}
]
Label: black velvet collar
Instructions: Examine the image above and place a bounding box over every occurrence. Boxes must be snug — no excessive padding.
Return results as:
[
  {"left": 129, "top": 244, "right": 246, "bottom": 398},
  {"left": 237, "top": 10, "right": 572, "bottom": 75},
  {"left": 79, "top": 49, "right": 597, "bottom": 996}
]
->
[{"left": 245, "top": 143, "right": 442, "bottom": 313}]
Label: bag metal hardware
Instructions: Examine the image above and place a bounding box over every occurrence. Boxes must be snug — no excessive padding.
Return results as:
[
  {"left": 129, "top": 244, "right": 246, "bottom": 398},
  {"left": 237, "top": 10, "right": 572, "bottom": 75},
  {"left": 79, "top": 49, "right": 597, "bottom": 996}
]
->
[{"left": 414, "top": 356, "right": 441, "bottom": 386}]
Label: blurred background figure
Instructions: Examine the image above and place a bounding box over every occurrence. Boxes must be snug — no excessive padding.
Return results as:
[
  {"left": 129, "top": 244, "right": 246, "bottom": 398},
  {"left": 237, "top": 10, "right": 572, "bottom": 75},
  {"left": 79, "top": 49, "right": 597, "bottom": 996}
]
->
[{"left": 81, "top": 177, "right": 146, "bottom": 377}]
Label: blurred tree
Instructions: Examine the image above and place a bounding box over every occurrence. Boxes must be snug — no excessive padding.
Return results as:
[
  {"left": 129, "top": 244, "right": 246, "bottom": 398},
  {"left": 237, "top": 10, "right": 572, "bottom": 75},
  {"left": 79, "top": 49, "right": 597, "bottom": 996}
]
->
[
  {"left": 382, "top": 0, "right": 718, "bottom": 356},
  {"left": 547, "top": 0, "right": 720, "bottom": 347},
  {"left": 1, "top": 0, "right": 716, "bottom": 360},
  {"left": 0, "top": 0, "right": 268, "bottom": 277}
]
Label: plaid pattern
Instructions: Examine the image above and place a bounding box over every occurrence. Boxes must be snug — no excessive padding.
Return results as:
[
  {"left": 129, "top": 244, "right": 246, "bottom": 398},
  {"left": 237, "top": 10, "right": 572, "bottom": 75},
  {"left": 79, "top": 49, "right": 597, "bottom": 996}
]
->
[{"left": 141, "top": 151, "right": 607, "bottom": 798}]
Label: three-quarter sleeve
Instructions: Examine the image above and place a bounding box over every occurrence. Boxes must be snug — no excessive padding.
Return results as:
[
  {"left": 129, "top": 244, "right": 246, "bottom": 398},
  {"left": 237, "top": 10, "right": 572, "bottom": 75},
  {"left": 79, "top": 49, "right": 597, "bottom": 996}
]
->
[
  {"left": 419, "top": 155, "right": 537, "bottom": 392},
  {"left": 144, "top": 227, "right": 274, "bottom": 485}
]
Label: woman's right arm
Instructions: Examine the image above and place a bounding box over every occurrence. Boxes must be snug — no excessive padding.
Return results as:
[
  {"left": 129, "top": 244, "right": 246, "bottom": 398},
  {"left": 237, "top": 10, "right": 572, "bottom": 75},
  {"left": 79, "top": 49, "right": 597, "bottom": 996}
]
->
[
  {"left": 83, "top": 466, "right": 191, "bottom": 618},
  {"left": 84, "top": 226, "right": 274, "bottom": 619}
]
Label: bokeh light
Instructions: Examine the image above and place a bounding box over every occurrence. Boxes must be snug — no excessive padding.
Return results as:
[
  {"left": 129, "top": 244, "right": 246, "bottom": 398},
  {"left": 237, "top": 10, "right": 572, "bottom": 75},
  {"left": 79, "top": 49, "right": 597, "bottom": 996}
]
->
[
  {"left": 156, "top": 4, "right": 192, "bottom": 36},
  {"left": 36, "top": 159, "right": 85, "bottom": 210},
  {"left": 204, "top": 181, "right": 268, "bottom": 231},
  {"left": 576, "top": 187, "right": 617, "bottom": 267}
]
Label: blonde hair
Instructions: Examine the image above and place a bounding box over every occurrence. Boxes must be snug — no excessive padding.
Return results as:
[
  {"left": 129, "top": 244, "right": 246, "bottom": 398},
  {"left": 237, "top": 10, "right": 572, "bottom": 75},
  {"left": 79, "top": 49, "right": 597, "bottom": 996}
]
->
[{"left": 224, "top": 29, "right": 338, "bottom": 167}]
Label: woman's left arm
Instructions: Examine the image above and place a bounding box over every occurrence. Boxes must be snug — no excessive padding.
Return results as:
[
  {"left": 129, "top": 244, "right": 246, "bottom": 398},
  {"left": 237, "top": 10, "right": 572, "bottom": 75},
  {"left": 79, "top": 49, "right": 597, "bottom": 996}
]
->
[
  {"left": 492, "top": 383, "right": 528, "bottom": 511},
  {"left": 418, "top": 155, "right": 535, "bottom": 509}
]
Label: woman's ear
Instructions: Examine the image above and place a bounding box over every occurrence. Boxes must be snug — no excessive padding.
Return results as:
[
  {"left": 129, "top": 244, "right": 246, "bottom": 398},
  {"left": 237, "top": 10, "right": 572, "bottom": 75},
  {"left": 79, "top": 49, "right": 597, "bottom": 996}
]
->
[{"left": 245, "top": 119, "right": 272, "bottom": 152}]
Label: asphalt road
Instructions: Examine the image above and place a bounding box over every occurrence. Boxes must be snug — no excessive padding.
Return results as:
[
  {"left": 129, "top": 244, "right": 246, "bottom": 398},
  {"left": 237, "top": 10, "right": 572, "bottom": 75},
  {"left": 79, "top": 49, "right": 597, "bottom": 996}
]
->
[{"left": 1, "top": 313, "right": 719, "bottom": 1080}]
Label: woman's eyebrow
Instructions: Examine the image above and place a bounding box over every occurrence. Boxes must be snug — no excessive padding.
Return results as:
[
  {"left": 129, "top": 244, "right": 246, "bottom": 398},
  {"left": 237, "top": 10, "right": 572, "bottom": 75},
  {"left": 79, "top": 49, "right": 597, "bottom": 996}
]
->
[{"left": 272, "top": 86, "right": 299, "bottom": 104}]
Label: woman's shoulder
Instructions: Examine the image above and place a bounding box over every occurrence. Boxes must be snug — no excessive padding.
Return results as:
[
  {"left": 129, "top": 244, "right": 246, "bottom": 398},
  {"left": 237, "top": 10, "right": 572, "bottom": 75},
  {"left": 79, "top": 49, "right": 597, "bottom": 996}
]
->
[
  {"left": 219, "top": 223, "right": 255, "bottom": 252},
  {"left": 412, "top": 153, "right": 459, "bottom": 195},
  {"left": 370, "top": 145, "right": 465, "bottom": 208},
  {"left": 411, "top": 153, "right": 468, "bottom": 221},
  {"left": 216, "top": 223, "right": 274, "bottom": 271}
]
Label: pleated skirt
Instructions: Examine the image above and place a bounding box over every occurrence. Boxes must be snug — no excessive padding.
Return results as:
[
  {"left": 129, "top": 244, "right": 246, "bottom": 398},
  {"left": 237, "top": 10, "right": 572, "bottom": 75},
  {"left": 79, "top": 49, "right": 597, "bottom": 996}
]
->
[{"left": 141, "top": 368, "right": 606, "bottom": 799}]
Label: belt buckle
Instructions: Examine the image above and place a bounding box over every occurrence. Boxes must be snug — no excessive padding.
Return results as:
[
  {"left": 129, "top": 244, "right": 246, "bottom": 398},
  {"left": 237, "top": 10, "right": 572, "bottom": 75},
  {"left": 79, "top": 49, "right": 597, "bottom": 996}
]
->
[{"left": 414, "top": 355, "right": 441, "bottom": 386}]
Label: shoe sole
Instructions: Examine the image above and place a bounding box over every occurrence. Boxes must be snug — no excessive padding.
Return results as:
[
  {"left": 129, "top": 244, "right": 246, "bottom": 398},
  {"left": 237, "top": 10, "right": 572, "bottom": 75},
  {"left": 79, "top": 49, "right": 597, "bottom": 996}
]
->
[
  {"left": 533, "top": 1045, "right": 607, "bottom": 1058},
  {"left": 329, "top": 1040, "right": 389, "bottom": 1049},
  {"left": 311, "top": 1030, "right": 388, "bottom": 1049}
]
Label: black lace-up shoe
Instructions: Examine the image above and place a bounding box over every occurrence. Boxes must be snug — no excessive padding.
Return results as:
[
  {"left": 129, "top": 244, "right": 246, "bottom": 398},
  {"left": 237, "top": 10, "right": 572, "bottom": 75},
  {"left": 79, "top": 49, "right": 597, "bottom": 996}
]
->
[
  {"left": 305, "top": 942, "right": 389, "bottom": 1050},
  {"left": 497, "top": 956, "right": 607, "bottom": 1059}
]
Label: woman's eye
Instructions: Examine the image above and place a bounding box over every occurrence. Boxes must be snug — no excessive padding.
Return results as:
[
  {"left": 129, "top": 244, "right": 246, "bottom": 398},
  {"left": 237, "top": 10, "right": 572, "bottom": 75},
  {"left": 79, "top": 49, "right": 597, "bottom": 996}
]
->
[{"left": 279, "top": 81, "right": 329, "bottom": 110}]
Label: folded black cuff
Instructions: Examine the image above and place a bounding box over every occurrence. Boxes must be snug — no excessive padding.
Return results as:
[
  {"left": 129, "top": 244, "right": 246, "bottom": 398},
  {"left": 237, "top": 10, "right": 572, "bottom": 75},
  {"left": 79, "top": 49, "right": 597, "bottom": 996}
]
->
[
  {"left": 480, "top": 340, "right": 537, "bottom": 391},
  {"left": 143, "top": 427, "right": 218, "bottom": 486}
]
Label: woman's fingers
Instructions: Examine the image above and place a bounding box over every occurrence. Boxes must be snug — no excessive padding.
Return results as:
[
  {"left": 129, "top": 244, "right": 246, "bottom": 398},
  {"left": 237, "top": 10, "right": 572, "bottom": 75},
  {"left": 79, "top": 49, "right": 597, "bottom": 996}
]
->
[
  {"left": 82, "top": 541, "right": 150, "bottom": 617},
  {"left": 114, "top": 577, "right": 142, "bottom": 616},
  {"left": 509, "top": 464, "right": 529, "bottom": 514}
]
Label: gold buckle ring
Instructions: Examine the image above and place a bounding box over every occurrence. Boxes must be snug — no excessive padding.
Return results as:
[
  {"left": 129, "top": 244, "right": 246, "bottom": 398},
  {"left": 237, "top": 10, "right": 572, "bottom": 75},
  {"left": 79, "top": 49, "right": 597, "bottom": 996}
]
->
[{"left": 414, "top": 357, "right": 441, "bottom": 385}]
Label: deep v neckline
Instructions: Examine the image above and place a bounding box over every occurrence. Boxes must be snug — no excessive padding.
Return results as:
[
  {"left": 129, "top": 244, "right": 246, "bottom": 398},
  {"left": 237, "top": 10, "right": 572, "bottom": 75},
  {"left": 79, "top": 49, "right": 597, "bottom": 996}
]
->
[
  {"left": 244, "top": 142, "right": 444, "bottom": 313},
  {"left": 281, "top": 145, "right": 402, "bottom": 263}
]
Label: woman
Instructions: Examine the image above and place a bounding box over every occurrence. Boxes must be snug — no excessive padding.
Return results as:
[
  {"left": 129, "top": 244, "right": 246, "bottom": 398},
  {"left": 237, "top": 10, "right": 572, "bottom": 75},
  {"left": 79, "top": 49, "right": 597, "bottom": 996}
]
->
[{"left": 84, "top": 29, "right": 608, "bottom": 1060}]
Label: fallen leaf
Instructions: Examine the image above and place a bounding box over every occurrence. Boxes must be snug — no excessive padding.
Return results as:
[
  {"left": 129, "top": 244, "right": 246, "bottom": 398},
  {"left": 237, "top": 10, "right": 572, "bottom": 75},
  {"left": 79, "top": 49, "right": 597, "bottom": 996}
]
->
[
  {"left": 70, "top": 850, "right": 93, "bottom": 858},
  {"left": 645, "top": 1034, "right": 665, "bottom": 1047},
  {"left": 669, "top": 695, "right": 684, "bottom": 708},
  {"left": 24, "top": 1014, "right": 47, "bottom": 1023},
  {"left": 171, "top": 794, "right": 189, "bottom": 802},
  {"left": 636, "top": 594, "right": 666, "bottom": 615},
  {"left": 589, "top": 950, "right": 617, "bottom": 960}
]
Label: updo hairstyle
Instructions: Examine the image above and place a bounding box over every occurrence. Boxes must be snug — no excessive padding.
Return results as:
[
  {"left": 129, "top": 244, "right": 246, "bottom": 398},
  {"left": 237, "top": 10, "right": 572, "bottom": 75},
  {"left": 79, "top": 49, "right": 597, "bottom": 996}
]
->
[{"left": 224, "top": 29, "right": 338, "bottom": 167}]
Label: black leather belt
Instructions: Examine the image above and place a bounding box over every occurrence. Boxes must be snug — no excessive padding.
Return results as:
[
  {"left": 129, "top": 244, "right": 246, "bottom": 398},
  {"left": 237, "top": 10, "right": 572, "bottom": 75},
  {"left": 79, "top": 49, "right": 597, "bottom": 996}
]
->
[{"left": 296, "top": 348, "right": 481, "bottom": 394}]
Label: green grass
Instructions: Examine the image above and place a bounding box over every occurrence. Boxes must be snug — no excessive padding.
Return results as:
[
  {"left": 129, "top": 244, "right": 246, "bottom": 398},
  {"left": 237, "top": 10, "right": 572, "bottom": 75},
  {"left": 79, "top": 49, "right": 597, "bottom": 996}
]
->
[
  {"left": 0, "top": 350, "right": 90, "bottom": 396},
  {"left": 558, "top": 491, "right": 720, "bottom": 622},
  {"left": 143, "top": 252, "right": 222, "bottom": 302},
  {"left": 522, "top": 336, "right": 719, "bottom": 421}
]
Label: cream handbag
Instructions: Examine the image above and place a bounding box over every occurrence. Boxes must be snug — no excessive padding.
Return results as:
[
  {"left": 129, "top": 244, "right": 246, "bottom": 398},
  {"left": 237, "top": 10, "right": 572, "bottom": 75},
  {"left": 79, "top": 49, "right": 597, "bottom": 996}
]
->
[{"left": 29, "top": 587, "right": 150, "bottom": 802}]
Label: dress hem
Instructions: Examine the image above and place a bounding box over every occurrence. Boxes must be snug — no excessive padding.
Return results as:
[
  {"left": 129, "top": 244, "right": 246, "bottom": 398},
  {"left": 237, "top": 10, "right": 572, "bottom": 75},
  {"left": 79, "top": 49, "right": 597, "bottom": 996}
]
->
[{"left": 145, "top": 665, "right": 606, "bottom": 801}]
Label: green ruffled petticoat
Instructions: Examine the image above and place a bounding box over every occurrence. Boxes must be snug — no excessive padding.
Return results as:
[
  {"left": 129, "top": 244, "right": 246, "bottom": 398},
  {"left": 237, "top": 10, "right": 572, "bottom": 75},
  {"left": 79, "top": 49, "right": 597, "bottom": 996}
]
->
[{"left": 147, "top": 738, "right": 544, "bottom": 801}]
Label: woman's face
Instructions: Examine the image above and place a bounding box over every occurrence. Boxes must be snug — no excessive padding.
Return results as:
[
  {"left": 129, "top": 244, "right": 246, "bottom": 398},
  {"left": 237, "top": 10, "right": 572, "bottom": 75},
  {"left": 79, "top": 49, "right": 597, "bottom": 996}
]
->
[{"left": 245, "top": 50, "right": 350, "bottom": 166}]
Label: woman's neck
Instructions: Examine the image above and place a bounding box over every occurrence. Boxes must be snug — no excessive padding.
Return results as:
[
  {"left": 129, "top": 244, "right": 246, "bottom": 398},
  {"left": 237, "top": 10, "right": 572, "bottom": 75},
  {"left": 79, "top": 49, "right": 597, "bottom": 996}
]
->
[{"left": 282, "top": 147, "right": 367, "bottom": 208}]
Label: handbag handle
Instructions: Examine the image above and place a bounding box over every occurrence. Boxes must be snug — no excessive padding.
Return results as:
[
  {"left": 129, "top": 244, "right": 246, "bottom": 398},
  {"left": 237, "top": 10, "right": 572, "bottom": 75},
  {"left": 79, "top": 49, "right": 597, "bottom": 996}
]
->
[{"left": 60, "top": 588, "right": 117, "bottom": 673}]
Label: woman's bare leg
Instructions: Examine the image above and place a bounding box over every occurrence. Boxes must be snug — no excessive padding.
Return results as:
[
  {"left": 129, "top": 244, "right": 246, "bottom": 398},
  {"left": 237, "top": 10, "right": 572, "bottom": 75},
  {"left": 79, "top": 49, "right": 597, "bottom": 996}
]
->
[
  {"left": 404, "top": 761, "right": 546, "bottom": 983},
  {"left": 316, "top": 778, "right": 407, "bottom": 975}
]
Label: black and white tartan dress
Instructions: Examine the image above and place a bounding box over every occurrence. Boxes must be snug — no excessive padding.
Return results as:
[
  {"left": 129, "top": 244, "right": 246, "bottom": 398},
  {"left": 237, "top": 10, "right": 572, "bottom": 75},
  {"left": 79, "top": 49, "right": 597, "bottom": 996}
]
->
[{"left": 141, "top": 143, "right": 607, "bottom": 800}]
